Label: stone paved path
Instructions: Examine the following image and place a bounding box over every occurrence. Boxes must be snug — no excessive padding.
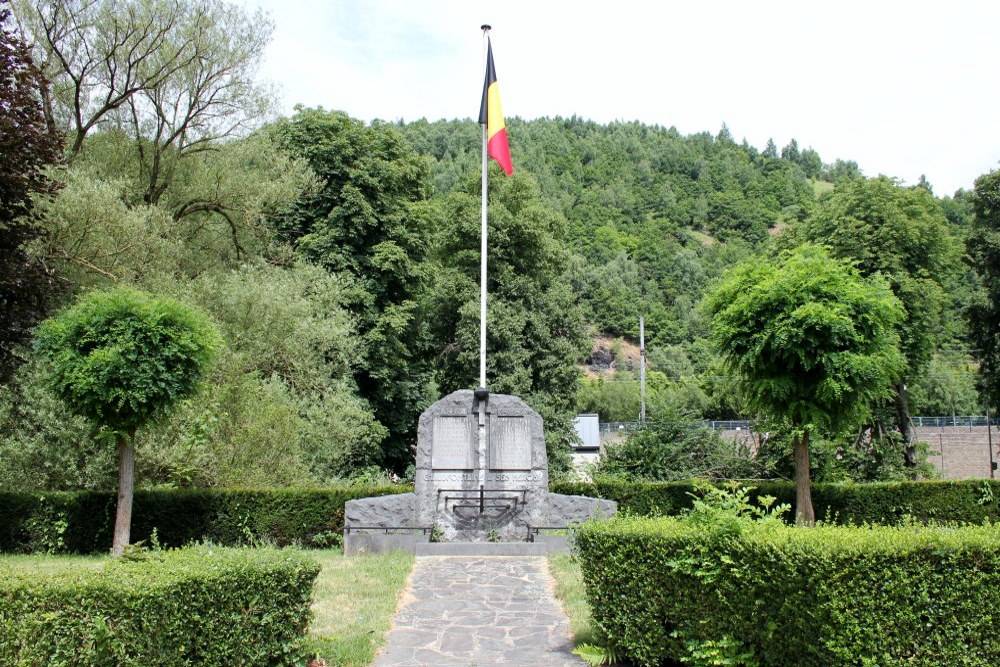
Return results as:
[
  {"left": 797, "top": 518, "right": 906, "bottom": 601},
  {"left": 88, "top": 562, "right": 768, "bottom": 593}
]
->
[{"left": 372, "top": 556, "right": 585, "bottom": 666}]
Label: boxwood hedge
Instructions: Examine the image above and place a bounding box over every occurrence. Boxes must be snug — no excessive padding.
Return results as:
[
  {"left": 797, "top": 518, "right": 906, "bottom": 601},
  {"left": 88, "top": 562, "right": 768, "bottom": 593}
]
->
[
  {"left": 0, "top": 546, "right": 320, "bottom": 665},
  {"left": 0, "top": 486, "right": 410, "bottom": 554},
  {"left": 576, "top": 516, "right": 1000, "bottom": 666},
  {"left": 552, "top": 478, "right": 1000, "bottom": 525}
]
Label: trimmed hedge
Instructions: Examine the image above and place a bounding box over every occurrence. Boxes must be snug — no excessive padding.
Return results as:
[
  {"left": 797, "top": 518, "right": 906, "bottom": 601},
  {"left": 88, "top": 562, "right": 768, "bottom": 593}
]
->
[
  {"left": 552, "top": 478, "right": 1000, "bottom": 524},
  {"left": 0, "top": 546, "right": 320, "bottom": 665},
  {"left": 8, "top": 480, "right": 999, "bottom": 554},
  {"left": 0, "top": 486, "right": 410, "bottom": 554},
  {"left": 576, "top": 516, "right": 1000, "bottom": 666}
]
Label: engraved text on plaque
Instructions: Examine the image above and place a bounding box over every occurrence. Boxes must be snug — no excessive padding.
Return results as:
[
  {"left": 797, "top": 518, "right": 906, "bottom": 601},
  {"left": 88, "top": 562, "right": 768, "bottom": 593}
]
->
[
  {"left": 490, "top": 416, "right": 531, "bottom": 470},
  {"left": 431, "top": 416, "right": 474, "bottom": 469}
]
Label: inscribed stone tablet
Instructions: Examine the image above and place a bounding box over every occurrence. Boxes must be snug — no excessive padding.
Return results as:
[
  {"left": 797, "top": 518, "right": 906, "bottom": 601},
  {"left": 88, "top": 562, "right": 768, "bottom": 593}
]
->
[
  {"left": 431, "top": 416, "right": 474, "bottom": 469},
  {"left": 490, "top": 416, "right": 531, "bottom": 470}
]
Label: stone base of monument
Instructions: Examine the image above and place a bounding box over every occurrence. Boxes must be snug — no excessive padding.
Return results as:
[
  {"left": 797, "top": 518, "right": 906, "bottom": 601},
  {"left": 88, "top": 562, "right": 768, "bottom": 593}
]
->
[
  {"left": 344, "top": 492, "right": 616, "bottom": 555},
  {"left": 344, "top": 390, "right": 617, "bottom": 556}
]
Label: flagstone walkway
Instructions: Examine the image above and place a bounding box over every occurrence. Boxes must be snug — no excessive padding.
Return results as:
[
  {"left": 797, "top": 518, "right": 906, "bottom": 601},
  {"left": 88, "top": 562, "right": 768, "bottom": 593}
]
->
[{"left": 372, "top": 556, "right": 585, "bottom": 666}]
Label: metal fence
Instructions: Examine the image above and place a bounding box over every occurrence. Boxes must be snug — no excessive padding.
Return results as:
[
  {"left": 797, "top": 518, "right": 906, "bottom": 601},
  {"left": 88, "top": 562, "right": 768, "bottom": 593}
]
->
[
  {"left": 912, "top": 416, "right": 996, "bottom": 428},
  {"left": 599, "top": 416, "right": 997, "bottom": 433}
]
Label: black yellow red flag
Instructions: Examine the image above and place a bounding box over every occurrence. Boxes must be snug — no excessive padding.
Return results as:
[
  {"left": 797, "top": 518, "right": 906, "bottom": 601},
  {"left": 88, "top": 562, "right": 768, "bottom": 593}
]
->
[{"left": 478, "top": 38, "right": 513, "bottom": 175}]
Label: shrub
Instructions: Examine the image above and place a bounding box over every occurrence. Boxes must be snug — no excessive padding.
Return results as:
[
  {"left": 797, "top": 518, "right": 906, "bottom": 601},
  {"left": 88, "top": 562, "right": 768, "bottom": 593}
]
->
[
  {"left": 594, "top": 419, "right": 760, "bottom": 481},
  {"left": 0, "top": 546, "right": 320, "bottom": 665},
  {"left": 576, "top": 515, "right": 1000, "bottom": 666},
  {"left": 0, "top": 486, "right": 410, "bottom": 554},
  {"left": 551, "top": 478, "right": 1000, "bottom": 525}
]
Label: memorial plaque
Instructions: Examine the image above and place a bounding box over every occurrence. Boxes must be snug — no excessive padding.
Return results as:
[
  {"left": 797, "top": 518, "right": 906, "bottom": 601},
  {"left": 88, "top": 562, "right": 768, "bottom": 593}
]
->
[
  {"left": 490, "top": 416, "right": 531, "bottom": 470},
  {"left": 431, "top": 416, "right": 474, "bottom": 469}
]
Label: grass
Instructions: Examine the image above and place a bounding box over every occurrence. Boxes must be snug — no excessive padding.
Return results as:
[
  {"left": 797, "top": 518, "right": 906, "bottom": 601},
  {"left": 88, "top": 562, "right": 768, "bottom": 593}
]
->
[
  {"left": 0, "top": 552, "right": 106, "bottom": 574},
  {"left": 305, "top": 548, "right": 414, "bottom": 666},
  {"left": 548, "top": 552, "right": 597, "bottom": 646},
  {"left": 812, "top": 178, "right": 835, "bottom": 197}
]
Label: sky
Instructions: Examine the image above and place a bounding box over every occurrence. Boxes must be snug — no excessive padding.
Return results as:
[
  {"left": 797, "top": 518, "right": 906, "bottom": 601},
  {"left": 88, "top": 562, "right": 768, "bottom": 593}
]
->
[{"left": 242, "top": 0, "right": 1000, "bottom": 197}]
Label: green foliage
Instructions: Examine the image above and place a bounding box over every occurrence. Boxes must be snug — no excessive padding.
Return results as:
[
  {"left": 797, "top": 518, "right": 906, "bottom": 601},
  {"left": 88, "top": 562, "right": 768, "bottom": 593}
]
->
[
  {"left": 705, "top": 244, "right": 904, "bottom": 433},
  {"left": 790, "top": 175, "right": 966, "bottom": 440},
  {"left": 595, "top": 420, "right": 760, "bottom": 481},
  {"left": 753, "top": 423, "right": 938, "bottom": 483},
  {"left": 551, "top": 479, "right": 1000, "bottom": 526},
  {"left": 34, "top": 131, "right": 314, "bottom": 287},
  {"left": 33, "top": 287, "right": 220, "bottom": 432},
  {"left": 0, "top": 486, "right": 410, "bottom": 553},
  {"left": 908, "top": 350, "right": 982, "bottom": 415},
  {"left": 572, "top": 642, "right": 622, "bottom": 666},
  {"left": 0, "top": 545, "right": 320, "bottom": 665},
  {"left": 273, "top": 108, "right": 435, "bottom": 469},
  {"left": 968, "top": 169, "right": 1000, "bottom": 411},
  {"left": 0, "top": 355, "right": 116, "bottom": 491},
  {"left": 576, "top": 515, "right": 1000, "bottom": 666}
]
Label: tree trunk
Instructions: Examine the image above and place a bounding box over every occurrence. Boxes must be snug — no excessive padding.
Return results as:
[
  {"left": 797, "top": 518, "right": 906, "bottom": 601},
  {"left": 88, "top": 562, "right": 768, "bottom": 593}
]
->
[
  {"left": 896, "top": 380, "right": 917, "bottom": 466},
  {"left": 112, "top": 430, "right": 136, "bottom": 556},
  {"left": 793, "top": 430, "right": 815, "bottom": 526}
]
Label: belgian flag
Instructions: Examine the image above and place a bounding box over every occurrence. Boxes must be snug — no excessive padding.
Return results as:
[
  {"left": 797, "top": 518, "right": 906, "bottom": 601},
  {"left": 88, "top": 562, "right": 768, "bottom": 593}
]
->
[{"left": 478, "top": 38, "right": 513, "bottom": 175}]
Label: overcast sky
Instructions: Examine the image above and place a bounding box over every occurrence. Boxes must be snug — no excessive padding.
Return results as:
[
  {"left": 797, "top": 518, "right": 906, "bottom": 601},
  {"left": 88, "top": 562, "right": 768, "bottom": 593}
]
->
[{"left": 243, "top": 0, "right": 1000, "bottom": 197}]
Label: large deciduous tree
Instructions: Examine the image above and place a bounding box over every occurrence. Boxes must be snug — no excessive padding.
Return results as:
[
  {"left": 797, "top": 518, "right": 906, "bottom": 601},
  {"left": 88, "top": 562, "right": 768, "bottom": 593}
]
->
[
  {"left": 969, "top": 169, "right": 1000, "bottom": 412},
  {"left": 704, "top": 245, "right": 903, "bottom": 524},
  {"left": 0, "top": 1, "right": 63, "bottom": 381},
  {"left": 272, "top": 108, "right": 435, "bottom": 470},
  {"left": 34, "top": 288, "right": 218, "bottom": 554},
  {"left": 15, "top": 0, "right": 273, "bottom": 201},
  {"left": 793, "top": 176, "right": 961, "bottom": 463}
]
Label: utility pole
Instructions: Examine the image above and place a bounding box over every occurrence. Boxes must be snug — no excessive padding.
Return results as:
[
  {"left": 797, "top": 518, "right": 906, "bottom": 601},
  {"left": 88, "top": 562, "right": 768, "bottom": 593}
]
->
[{"left": 639, "top": 316, "right": 646, "bottom": 423}]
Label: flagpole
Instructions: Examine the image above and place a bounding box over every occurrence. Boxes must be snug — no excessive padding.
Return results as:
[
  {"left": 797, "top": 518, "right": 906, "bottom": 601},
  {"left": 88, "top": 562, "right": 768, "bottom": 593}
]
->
[
  {"left": 479, "top": 24, "right": 490, "bottom": 391},
  {"left": 478, "top": 25, "right": 491, "bottom": 506}
]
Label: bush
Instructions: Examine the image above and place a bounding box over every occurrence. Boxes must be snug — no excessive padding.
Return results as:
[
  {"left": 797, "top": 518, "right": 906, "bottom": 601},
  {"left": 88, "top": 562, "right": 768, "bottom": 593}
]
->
[
  {"left": 0, "top": 486, "right": 410, "bottom": 553},
  {"left": 594, "top": 419, "right": 760, "bottom": 481},
  {"left": 576, "top": 514, "right": 1000, "bottom": 666},
  {"left": 0, "top": 546, "right": 320, "bottom": 665},
  {"left": 552, "top": 478, "right": 1000, "bottom": 525}
]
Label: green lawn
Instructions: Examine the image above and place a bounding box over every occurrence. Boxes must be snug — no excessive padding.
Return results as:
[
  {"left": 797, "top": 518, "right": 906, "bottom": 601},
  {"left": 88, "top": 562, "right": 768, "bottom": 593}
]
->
[
  {"left": 305, "top": 548, "right": 414, "bottom": 666},
  {"left": 0, "top": 552, "right": 106, "bottom": 574},
  {"left": 548, "top": 552, "right": 597, "bottom": 646}
]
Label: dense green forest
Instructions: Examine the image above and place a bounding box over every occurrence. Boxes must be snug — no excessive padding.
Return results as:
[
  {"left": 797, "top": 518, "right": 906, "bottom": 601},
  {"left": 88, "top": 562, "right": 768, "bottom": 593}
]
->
[{"left": 1, "top": 0, "right": 994, "bottom": 491}]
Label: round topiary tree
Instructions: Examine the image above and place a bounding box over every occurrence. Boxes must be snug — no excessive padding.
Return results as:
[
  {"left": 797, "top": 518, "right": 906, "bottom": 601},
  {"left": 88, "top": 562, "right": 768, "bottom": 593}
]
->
[
  {"left": 34, "top": 287, "right": 219, "bottom": 555},
  {"left": 704, "top": 244, "right": 904, "bottom": 525}
]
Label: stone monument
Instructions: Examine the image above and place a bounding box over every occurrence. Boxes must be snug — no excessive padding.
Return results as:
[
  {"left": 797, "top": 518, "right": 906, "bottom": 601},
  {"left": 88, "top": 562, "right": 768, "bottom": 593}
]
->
[{"left": 344, "top": 389, "right": 616, "bottom": 554}]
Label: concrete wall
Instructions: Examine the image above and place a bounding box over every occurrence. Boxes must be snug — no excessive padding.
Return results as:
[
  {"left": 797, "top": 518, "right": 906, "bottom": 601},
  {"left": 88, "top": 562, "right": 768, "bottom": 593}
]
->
[{"left": 916, "top": 425, "right": 997, "bottom": 480}]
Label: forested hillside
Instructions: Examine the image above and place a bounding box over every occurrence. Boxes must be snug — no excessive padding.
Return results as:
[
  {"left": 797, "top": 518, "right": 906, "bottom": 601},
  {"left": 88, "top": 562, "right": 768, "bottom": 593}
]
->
[{"left": 0, "top": 0, "right": 991, "bottom": 490}]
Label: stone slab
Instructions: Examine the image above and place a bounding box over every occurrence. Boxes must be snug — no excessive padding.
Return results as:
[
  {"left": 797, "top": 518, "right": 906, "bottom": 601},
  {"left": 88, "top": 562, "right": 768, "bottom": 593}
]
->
[
  {"left": 414, "top": 542, "right": 551, "bottom": 556},
  {"left": 345, "top": 532, "right": 429, "bottom": 556},
  {"left": 545, "top": 493, "right": 618, "bottom": 526},
  {"left": 344, "top": 492, "right": 417, "bottom": 528}
]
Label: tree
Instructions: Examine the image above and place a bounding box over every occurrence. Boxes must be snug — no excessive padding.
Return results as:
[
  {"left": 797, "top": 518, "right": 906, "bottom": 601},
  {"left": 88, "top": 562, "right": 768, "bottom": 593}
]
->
[
  {"left": 793, "top": 176, "right": 962, "bottom": 463},
  {"left": 704, "top": 245, "right": 903, "bottom": 524},
  {"left": 968, "top": 169, "right": 1000, "bottom": 412},
  {"left": 15, "top": 0, "right": 273, "bottom": 201},
  {"left": 34, "top": 288, "right": 218, "bottom": 554},
  {"left": 272, "top": 108, "right": 435, "bottom": 470},
  {"left": 763, "top": 138, "right": 778, "bottom": 159},
  {"left": 0, "top": 1, "right": 63, "bottom": 381}
]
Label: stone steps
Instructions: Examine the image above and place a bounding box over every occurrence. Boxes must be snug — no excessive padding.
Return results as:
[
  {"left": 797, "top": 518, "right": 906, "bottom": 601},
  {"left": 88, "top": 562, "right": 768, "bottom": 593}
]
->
[{"left": 414, "top": 542, "right": 552, "bottom": 556}]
